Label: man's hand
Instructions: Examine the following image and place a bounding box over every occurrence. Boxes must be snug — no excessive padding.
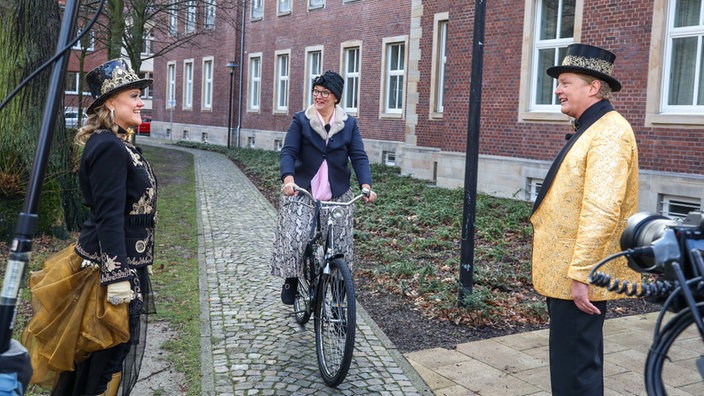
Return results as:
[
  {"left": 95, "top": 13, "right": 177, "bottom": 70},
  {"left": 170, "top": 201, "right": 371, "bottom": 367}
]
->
[{"left": 571, "top": 280, "right": 601, "bottom": 314}]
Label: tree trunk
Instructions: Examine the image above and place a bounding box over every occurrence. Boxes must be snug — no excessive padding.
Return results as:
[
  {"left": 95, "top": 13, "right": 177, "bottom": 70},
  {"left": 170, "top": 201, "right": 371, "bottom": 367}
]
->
[{"left": 0, "top": 0, "right": 83, "bottom": 238}]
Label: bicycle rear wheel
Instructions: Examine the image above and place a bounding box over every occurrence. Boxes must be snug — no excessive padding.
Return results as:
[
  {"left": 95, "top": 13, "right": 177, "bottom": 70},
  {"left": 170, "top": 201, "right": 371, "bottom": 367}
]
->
[
  {"left": 645, "top": 304, "right": 704, "bottom": 395},
  {"left": 294, "top": 254, "right": 314, "bottom": 325},
  {"left": 314, "top": 258, "right": 356, "bottom": 387}
]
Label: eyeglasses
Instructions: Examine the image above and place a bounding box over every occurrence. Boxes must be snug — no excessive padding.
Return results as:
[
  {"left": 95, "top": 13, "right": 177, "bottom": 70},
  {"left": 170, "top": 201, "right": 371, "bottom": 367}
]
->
[{"left": 312, "top": 89, "right": 331, "bottom": 98}]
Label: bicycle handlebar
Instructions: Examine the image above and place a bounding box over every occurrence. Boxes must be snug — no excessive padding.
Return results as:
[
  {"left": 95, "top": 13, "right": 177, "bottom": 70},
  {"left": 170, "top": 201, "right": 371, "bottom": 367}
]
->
[{"left": 293, "top": 186, "right": 370, "bottom": 207}]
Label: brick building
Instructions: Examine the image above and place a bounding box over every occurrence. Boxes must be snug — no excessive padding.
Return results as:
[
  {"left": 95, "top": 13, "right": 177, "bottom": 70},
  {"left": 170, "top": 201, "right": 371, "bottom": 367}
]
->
[{"left": 151, "top": 0, "right": 703, "bottom": 216}]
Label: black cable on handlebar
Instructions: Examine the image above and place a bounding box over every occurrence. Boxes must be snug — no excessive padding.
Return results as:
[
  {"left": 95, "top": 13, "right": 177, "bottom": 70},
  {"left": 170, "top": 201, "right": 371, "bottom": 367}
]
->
[{"left": 0, "top": 0, "right": 106, "bottom": 113}]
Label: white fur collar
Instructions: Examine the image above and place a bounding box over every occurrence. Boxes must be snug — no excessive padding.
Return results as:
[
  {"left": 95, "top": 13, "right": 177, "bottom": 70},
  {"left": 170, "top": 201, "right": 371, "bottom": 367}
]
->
[{"left": 304, "top": 104, "right": 348, "bottom": 141}]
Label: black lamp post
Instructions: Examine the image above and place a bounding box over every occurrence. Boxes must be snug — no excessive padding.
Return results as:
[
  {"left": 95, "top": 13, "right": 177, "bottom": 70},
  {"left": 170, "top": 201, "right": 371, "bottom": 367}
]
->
[{"left": 226, "top": 61, "right": 238, "bottom": 148}]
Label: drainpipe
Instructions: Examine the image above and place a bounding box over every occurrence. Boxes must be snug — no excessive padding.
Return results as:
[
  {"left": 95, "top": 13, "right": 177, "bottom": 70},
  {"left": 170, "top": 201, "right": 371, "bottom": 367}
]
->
[{"left": 235, "top": 0, "right": 246, "bottom": 148}]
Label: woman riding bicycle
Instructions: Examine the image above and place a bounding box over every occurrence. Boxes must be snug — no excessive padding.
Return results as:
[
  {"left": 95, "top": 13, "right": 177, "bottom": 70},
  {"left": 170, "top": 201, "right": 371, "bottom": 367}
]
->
[{"left": 271, "top": 70, "right": 377, "bottom": 305}]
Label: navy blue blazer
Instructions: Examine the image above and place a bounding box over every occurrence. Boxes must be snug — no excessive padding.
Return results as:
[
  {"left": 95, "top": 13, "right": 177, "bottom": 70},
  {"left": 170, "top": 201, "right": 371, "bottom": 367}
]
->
[{"left": 280, "top": 105, "right": 372, "bottom": 198}]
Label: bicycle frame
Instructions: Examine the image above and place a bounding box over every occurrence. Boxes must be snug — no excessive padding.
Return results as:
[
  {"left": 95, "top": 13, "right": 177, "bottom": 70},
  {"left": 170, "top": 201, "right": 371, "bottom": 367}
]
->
[{"left": 289, "top": 187, "right": 369, "bottom": 316}]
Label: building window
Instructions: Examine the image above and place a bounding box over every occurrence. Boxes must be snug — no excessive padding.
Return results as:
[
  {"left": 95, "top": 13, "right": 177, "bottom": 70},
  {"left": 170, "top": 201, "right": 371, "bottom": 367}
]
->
[
  {"left": 167, "top": 62, "right": 176, "bottom": 108},
  {"left": 248, "top": 54, "right": 262, "bottom": 111},
  {"left": 383, "top": 151, "right": 396, "bottom": 166},
  {"left": 204, "top": 0, "right": 216, "bottom": 29},
  {"left": 202, "top": 132, "right": 208, "bottom": 142},
  {"left": 274, "top": 139, "right": 283, "bottom": 151},
  {"left": 527, "top": 178, "right": 544, "bottom": 202},
  {"left": 141, "top": 29, "right": 154, "bottom": 55},
  {"left": 183, "top": 60, "right": 194, "bottom": 109},
  {"left": 72, "top": 28, "right": 94, "bottom": 51},
  {"left": 305, "top": 49, "right": 322, "bottom": 106},
  {"left": 275, "top": 52, "right": 290, "bottom": 112},
  {"left": 140, "top": 72, "right": 153, "bottom": 99},
  {"left": 309, "top": 0, "right": 325, "bottom": 9},
  {"left": 168, "top": 6, "right": 178, "bottom": 36},
  {"left": 182, "top": 130, "right": 189, "bottom": 140},
  {"left": 383, "top": 40, "right": 405, "bottom": 114},
  {"left": 247, "top": 136, "right": 256, "bottom": 148},
  {"left": 343, "top": 46, "right": 360, "bottom": 113},
  {"left": 660, "top": 195, "right": 702, "bottom": 219},
  {"left": 202, "top": 58, "right": 214, "bottom": 110},
  {"left": 531, "top": 0, "right": 575, "bottom": 110},
  {"left": 662, "top": 0, "right": 704, "bottom": 113},
  {"left": 278, "top": 0, "right": 291, "bottom": 14},
  {"left": 431, "top": 17, "right": 448, "bottom": 114},
  {"left": 64, "top": 72, "right": 88, "bottom": 95},
  {"left": 251, "top": 0, "right": 263, "bottom": 20},
  {"left": 186, "top": 0, "right": 197, "bottom": 32}
]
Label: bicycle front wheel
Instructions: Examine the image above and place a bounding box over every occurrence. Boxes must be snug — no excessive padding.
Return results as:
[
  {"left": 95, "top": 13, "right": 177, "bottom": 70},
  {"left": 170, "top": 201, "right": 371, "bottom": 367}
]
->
[
  {"left": 645, "top": 304, "right": 704, "bottom": 395},
  {"left": 314, "top": 258, "right": 356, "bottom": 387}
]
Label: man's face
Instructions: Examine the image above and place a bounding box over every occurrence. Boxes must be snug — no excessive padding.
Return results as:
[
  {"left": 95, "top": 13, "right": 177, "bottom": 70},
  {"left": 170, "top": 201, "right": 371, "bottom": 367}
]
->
[{"left": 554, "top": 72, "right": 598, "bottom": 119}]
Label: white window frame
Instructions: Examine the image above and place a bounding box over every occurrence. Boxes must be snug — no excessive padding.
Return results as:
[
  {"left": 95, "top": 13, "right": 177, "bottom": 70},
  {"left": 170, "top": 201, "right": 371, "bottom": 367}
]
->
[
  {"left": 341, "top": 43, "right": 361, "bottom": 115},
  {"left": 204, "top": 0, "right": 216, "bottom": 29},
  {"left": 167, "top": 62, "right": 176, "bottom": 108},
  {"left": 65, "top": 72, "right": 90, "bottom": 95},
  {"left": 381, "top": 37, "right": 407, "bottom": 117},
  {"left": 168, "top": 6, "right": 178, "bottom": 36},
  {"left": 530, "top": 0, "right": 576, "bottom": 112},
  {"left": 517, "top": 0, "right": 582, "bottom": 123},
  {"left": 140, "top": 72, "right": 153, "bottom": 99},
  {"left": 645, "top": 0, "right": 704, "bottom": 126},
  {"left": 659, "top": 194, "right": 702, "bottom": 219},
  {"left": 274, "top": 50, "right": 290, "bottom": 113},
  {"left": 305, "top": 47, "right": 323, "bottom": 107},
  {"left": 186, "top": 0, "right": 197, "bottom": 33},
  {"left": 527, "top": 178, "right": 544, "bottom": 202},
  {"left": 183, "top": 60, "right": 194, "bottom": 110},
  {"left": 660, "top": 0, "right": 704, "bottom": 114},
  {"left": 141, "top": 29, "right": 154, "bottom": 55},
  {"left": 202, "top": 57, "right": 214, "bottom": 110},
  {"left": 72, "top": 28, "right": 94, "bottom": 51},
  {"left": 383, "top": 151, "right": 396, "bottom": 166},
  {"left": 278, "top": 0, "right": 292, "bottom": 15},
  {"left": 309, "top": 0, "right": 325, "bottom": 10},
  {"left": 251, "top": 0, "right": 263, "bottom": 20},
  {"left": 248, "top": 53, "right": 262, "bottom": 111},
  {"left": 430, "top": 14, "right": 448, "bottom": 117}
]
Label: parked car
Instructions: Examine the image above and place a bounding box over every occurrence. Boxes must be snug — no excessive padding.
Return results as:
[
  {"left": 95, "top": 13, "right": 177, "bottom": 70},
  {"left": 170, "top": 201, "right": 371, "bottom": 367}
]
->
[
  {"left": 64, "top": 109, "right": 85, "bottom": 129},
  {"left": 136, "top": 116, "right": 151, "bottom": 135}
]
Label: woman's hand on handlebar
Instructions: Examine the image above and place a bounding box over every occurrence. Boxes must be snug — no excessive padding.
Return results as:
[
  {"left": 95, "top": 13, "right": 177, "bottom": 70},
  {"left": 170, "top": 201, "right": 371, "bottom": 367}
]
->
[
  {"left": 361, "top": 184, "right": 377, "bottom": 203},
  {"left": 281, "top": 176, "right": 298, "bottom": 196}
]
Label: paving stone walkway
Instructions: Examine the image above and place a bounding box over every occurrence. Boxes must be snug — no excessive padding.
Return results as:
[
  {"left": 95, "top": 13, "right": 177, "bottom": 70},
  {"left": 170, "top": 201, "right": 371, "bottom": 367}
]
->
[{"left": 158, "top": 144, "right": 431, "bottom": 395}]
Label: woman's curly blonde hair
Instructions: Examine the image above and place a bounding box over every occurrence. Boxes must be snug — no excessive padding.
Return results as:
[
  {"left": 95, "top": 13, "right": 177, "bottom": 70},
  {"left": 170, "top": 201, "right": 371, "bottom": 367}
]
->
[{"left": 74, "top": 104, "right": 121, "bottom": 146}]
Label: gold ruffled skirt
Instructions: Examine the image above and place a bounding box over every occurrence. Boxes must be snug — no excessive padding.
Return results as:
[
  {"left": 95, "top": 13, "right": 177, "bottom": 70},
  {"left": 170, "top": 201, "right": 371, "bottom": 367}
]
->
[{"left": 21, "top": 245, "right": 129, "bottom": 389}]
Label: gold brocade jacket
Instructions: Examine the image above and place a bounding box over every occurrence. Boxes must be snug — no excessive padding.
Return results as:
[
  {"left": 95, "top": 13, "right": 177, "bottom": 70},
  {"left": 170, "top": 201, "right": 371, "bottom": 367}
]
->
[{"left": 531, "top": 107, "right": 640, "bottom": 301}]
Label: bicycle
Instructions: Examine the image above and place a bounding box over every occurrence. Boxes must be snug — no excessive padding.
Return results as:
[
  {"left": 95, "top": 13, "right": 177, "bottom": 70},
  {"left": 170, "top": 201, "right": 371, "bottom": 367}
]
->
[
  {"left": 589, "top": 212, "right": 704, "bottom": 395},
  {"left": 286, "top": 186, "right": 370, "bottom": 387}
]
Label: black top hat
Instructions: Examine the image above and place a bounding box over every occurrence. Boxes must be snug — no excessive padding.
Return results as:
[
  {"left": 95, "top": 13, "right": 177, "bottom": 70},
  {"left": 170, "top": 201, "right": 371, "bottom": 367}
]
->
[
  {"left": 85, "top": 59, "right": 153, "bottom": 114},
  {"left": 546, "top": 44, "right": 621, "bottom": 92}
]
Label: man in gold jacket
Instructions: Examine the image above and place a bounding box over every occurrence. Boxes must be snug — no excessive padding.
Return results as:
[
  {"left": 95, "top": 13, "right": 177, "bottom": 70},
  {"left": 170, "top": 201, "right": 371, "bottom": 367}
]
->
[{"left": 531, "top": 44, "right": 640, "bottom": 395}]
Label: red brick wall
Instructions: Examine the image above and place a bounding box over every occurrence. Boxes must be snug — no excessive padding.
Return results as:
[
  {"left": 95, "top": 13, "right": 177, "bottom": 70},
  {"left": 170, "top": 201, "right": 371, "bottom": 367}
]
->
[
  {"left": 242, "top": 0, "right": 410, "bottom": 141},
  {"left": 152, "top": 6, "right": 242, "bottom": 130},
  {"left": 416, "top": 0, "right": 702, "bottom": 175}
]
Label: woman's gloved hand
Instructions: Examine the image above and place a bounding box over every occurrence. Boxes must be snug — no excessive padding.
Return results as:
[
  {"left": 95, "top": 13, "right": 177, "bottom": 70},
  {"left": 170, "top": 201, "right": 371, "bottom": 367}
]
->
[{"left": 107, "top": 280, "right": 133, "bottom": 305}]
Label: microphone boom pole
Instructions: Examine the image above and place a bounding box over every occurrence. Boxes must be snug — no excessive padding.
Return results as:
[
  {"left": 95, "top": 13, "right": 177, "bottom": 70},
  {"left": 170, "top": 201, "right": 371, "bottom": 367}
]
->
[{"left": 0, "top": 0, "right": 81, "bottom": 353}]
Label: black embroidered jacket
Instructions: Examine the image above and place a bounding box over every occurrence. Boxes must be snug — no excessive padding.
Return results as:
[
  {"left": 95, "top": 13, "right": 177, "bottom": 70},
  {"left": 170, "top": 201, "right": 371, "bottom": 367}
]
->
[{"left": 74, "top": 129, "right": 158, "bottom": 285}]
